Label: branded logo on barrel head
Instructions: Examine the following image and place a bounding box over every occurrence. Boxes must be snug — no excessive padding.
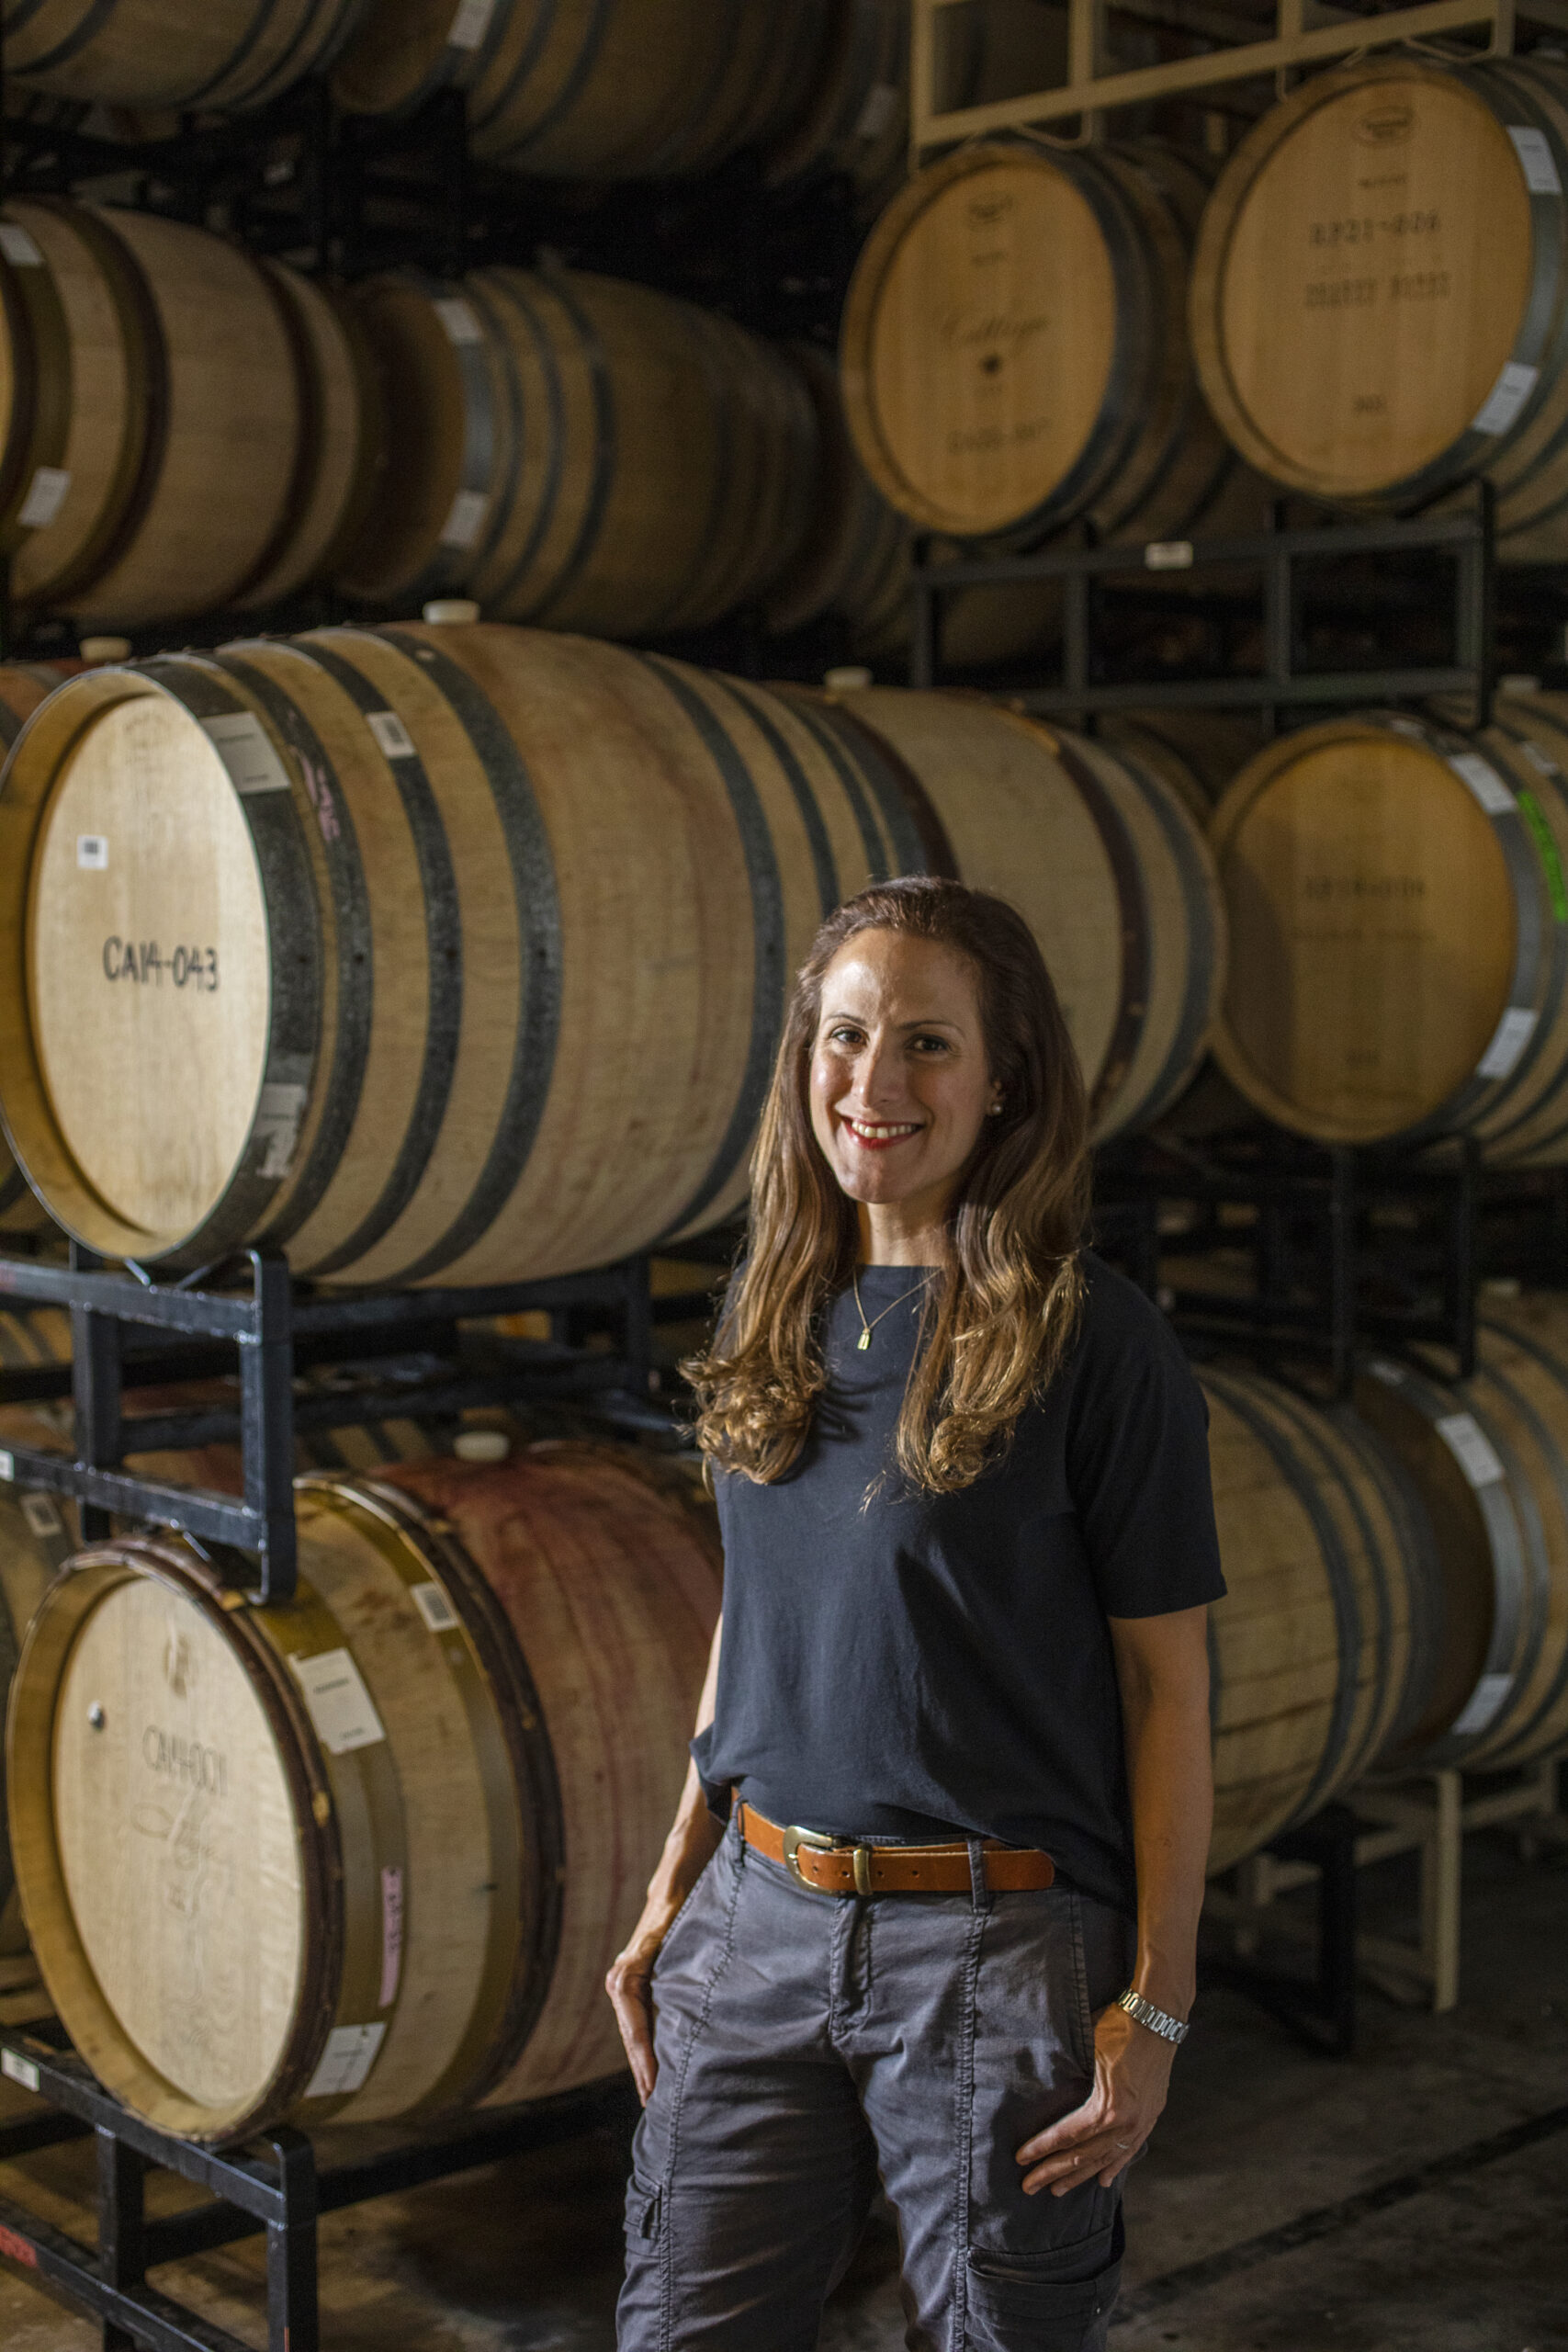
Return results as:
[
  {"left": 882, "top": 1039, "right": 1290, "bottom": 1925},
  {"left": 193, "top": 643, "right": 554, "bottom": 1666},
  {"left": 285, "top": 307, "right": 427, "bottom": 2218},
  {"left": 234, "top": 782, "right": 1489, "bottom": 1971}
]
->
[
  {"left": 966, "top": 192, "right": 1013, "bottom": 226},
  {"left": 1354, "top": 102, "right": 1416, "bottom": 147},
  {"left": 141, "top": 1724, "right": 228, "bottom": 1797}
]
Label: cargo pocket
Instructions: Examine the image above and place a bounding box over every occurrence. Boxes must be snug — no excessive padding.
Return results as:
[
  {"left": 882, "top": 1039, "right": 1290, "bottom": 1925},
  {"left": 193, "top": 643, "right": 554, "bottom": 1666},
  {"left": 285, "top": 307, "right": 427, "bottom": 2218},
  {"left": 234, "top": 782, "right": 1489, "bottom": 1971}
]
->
[
  {"left": 965, "top": 2221, "right": 1121, "bottom": 2351},
  {"left": 626, "top": 2170, "right": 662, "bottom": 2244}
]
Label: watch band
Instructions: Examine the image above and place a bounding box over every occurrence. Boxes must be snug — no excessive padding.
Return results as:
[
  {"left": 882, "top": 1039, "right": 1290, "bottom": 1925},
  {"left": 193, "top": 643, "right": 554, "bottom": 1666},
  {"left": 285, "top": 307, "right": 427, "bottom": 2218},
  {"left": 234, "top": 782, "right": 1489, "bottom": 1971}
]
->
[{"left": 1117, "top": 1988, "right": 1190, "bottom": 2044}]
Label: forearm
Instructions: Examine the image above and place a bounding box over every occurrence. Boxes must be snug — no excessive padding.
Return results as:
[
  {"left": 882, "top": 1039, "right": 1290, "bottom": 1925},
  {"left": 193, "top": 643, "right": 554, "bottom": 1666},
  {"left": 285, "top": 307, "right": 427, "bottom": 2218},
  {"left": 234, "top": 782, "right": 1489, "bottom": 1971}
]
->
[
  {"left": 1114, "top": 1623, "right": 1213, "bottom": 2020},
  {"left": 629, "top": 1613, "right": 726, "bottom": 1947}
]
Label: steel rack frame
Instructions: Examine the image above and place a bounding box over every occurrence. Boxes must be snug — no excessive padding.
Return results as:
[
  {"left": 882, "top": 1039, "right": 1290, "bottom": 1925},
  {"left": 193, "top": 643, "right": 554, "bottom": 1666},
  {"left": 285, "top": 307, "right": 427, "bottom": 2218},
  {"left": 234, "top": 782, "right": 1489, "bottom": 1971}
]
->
[
  {"left": 0, "top": 1243, "right": 670, "bottom": 1601},
  {"left": 1094, "top": 1135, "right": 1483, "bottom": 1396},
  {"left": 0, "top": 2022, "right": 635, "bottom": 2352},
  {"left": 908, "top": 492, "right": 1497, "bottom": 722}
]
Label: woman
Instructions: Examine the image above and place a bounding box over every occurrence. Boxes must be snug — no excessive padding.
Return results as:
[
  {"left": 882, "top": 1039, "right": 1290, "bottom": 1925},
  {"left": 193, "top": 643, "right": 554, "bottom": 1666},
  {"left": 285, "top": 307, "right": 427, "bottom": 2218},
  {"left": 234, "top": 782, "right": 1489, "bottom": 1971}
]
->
[{"left": 607, "top": 876, "right": 1222, "bottom": 2351}]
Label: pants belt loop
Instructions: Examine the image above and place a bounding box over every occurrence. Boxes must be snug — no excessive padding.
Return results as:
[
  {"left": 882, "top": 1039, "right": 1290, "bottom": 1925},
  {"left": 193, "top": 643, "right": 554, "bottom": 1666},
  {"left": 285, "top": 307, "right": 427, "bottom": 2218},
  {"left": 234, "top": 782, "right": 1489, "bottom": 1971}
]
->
[{"left": 965, "top": 1838, "right": 992, "bottom": 1914}]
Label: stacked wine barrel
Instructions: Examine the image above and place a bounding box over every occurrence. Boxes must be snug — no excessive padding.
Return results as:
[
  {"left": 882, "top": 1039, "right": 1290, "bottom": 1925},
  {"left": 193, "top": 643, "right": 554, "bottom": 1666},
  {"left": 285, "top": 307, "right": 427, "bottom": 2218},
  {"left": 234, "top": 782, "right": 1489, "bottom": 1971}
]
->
[
  {"left": 6, "top": 1441, "right": 721, "bottom": 2140},
  {"left": 4, "top": 0, "right": 369, "bottom": 110},
  {"left": 1189, "top": 52, "right": 1568, "bottom": 561},
  {"left": 1207, "top": 692, "right": 1568, "bottom": 1158},
  {"left": 840, "top": 135, "right": 1269, "bottom": 554},
  {"left": 342, "top": 267, "right": 817, "bottom": 636},
  {"left": 0, "top": 200, "right": 378, "bottom": 632},
  {"left": 0, "top": 622, "right": 1225, "bottom": 1283}
]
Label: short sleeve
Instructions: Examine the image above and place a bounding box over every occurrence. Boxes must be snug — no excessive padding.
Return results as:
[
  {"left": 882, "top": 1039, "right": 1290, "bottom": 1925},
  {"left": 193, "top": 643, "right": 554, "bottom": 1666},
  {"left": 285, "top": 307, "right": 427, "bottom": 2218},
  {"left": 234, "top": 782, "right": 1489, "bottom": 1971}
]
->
[{"left": 1066, "top": 1321, "right": 1225, "bottom": 1618}]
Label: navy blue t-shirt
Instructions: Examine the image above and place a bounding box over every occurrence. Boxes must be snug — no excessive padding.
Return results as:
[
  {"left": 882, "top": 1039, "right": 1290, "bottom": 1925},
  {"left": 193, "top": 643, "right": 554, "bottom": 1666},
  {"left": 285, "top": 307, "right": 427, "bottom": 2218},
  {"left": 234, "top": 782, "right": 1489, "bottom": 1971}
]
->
[{"left": 692, "top": 1251, "right": 1224, "bottom": 1917}]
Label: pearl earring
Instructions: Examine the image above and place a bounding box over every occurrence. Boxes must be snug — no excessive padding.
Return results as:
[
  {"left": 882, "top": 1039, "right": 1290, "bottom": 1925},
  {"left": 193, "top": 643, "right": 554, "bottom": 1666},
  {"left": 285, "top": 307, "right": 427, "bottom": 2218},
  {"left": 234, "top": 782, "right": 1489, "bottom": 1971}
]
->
[{"left": 987, "top": 1101, "right": 1003, "bottom": 1115}]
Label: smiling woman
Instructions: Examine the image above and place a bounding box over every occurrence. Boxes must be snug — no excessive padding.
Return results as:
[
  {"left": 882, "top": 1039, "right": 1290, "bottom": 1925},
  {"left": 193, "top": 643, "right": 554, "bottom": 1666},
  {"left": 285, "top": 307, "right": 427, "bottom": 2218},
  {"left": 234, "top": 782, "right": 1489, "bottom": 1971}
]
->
[{"left": 605, "top": 876, "right": 1224, "bottom": 2352}]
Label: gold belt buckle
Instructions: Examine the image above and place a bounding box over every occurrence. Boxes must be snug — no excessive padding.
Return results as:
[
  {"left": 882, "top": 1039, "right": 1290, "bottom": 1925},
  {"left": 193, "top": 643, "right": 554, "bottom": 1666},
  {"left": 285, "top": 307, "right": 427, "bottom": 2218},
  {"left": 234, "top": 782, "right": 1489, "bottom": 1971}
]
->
[{"left": 783, "top": 1825, "right": 874, "bottom": 1897}]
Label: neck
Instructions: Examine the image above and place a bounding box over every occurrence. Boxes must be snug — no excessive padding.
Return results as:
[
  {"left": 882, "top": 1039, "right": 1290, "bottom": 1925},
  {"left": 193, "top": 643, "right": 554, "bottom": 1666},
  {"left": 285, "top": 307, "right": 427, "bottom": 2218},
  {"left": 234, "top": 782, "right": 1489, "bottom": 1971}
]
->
[{"left": 857, "top": 1197, "right": 953, "bottom": 1268}]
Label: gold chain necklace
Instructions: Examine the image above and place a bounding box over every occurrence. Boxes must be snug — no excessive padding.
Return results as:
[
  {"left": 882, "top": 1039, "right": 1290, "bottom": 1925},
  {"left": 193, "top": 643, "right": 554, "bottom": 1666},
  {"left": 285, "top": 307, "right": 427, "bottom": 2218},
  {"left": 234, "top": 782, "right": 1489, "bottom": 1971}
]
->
[{"left": 851, "top": 1267, "right": 930, "bottom": 1351}]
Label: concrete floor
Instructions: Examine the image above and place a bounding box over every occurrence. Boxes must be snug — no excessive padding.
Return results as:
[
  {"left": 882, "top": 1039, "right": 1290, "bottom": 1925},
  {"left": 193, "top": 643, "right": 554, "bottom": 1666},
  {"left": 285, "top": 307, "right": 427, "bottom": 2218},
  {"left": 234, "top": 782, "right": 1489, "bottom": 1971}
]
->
[{"left": 1, "top": 1828, "right": 1564, "bottom": 2352}]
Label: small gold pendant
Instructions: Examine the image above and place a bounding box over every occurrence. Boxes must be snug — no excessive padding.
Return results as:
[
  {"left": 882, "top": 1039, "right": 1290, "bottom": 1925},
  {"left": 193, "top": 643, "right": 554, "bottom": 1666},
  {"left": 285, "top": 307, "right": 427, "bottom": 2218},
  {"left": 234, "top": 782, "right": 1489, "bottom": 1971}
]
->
[{"left": 857, "top": 1330, "right": 872, "bottom": 1351}]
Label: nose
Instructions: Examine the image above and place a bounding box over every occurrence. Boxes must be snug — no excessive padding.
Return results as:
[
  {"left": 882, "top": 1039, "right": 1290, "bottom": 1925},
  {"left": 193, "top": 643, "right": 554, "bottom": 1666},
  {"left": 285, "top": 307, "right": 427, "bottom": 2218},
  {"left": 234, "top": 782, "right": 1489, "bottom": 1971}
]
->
[{"left": 844, "top": 1036, "right": 909, "bottom": 1114}]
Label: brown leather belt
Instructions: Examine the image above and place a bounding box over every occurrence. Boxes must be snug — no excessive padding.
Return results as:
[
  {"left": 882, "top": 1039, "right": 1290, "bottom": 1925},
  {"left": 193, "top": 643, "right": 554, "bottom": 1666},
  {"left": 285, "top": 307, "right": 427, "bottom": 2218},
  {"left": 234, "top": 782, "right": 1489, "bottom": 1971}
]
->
[{"left": 738, "top": 1802, "right": 1055, "bottom": 1896}]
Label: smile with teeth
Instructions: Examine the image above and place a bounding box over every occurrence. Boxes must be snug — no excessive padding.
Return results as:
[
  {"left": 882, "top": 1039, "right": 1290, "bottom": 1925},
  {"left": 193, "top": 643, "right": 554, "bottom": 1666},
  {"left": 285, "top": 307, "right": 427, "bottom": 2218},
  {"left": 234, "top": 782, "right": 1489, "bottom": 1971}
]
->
[{"left": 842, "top": 1115, "right": 924, "bottom": 1147}]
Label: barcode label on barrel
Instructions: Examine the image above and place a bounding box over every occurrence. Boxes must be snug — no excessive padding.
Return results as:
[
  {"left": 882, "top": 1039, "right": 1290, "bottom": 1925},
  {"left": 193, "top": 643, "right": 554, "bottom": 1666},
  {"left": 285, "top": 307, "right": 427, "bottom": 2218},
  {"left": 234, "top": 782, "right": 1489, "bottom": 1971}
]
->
[
  {"left": 17, "top": 467, "right": 70, "bottom": 529},
  {"left": 1472, "top": 361, "right": 1539, "bottom": 438},
  {"left": 434, "top": 298, "right": 483, "bottom": 346},
  {"left": 77, "top": 835, "right": 107, "bottom": 870},
  {"left": 411, "top": 1581, "right": 458, "bottom": 1634},
  {"left": 303, "top": 2021, "right": 386, "bottom": 2099},
  {"left": 365, "top": 709, "right": 416, "bottom": 760},
  {"left": 1477, "top": 1005, "right": 1538, "bottom": 1080},
  {"left": 1509, "top": 126, "right": 1562, "bottom": 196},
  {"left": 1, "top": 2050, "right": 39, "bottom": 2094},
  {"left": 1145, "top": 540, "right": 1194, "bottom": 571},
  {"left": 1436, "top": 1411, "right": 1506, "bottom": 1489},
  {"left": 448, "top": 0, "right": 496, "bottom": 47},
  {"left": 1450, "top": 753, "right": 1515, "bottom": 815},
  {"left": 0, "top": 224, "right": 43, "bottom": 266},
  {"left": 440, "top": 489, "right": 489, "bottom": 548},
  {"left": 1450, "top": 1671, "right": 1513, "bottom": 1737},
  {"left": 289, "top": 1648, "right": 386, "bottom": 1754},
  {"left": 0, "top": 1453, "right": 15, "bottom": 1484},
  {"left": 204, "top": 712, "right": 291, "bottom": 797},
  {"left": 20, "top": 1494, "right": 62, "bottom": 1539}
]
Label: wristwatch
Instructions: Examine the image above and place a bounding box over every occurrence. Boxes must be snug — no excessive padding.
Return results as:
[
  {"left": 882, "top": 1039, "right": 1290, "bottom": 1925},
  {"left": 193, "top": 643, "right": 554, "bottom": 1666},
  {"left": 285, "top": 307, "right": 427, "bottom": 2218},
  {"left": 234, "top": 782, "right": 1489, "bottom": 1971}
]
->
[{"left": 1116, "top": 1988, "right": 1190, "bottom": 2044}]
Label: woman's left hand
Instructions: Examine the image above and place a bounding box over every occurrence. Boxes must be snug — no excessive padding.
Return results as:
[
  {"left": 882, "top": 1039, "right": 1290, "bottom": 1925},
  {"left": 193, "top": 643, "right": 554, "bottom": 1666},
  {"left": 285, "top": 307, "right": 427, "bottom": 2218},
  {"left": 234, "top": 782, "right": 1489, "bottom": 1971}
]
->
[{"left": 1014, "top": 2003, "right": 1178, "bottom": 2196}]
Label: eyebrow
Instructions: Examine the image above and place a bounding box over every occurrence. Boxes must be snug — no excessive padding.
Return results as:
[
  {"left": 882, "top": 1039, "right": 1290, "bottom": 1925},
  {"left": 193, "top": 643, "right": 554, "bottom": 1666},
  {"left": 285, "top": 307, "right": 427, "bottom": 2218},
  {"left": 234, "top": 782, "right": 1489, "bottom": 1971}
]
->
[{"left": 820, "top": 1010, "right": 966, "bottom": 1034}]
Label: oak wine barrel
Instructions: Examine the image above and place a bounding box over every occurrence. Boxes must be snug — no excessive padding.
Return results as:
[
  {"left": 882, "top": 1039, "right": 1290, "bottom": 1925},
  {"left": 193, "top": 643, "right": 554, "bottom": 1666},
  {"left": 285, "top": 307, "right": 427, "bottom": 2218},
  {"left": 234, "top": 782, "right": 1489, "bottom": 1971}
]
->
[
  {"left": 1190, "top": 55, "right": 1568, "bottom": 560},
  {"left": 1202, "top": 1368, "right": 1426, "bottom": 1872},
  {"left": 840, "top": 137, "right": 1266, "bottom": 548},
  {"left": 0, "top": 1323, "right": 440, "bottom": 1958},
  {"left": 332, "top": 0, "right": 820, "bottom": 178},
  {"left": 1210, "top": 700, "right": 1568, "bottom": 1155},
  {"left": 3, "top": 0, "right": 368, "bottom": 110},
  {"left": 8, "top": 1442, "right": 721, "bottom": 2140},
  {"left": 762, "top": 0, "right": 907, "bottom": 218},
  {"left": 0, "top": 623, "right": 1226, "bottom": 1276},
  {"left": 1356, "top": 1293, "right": 1568, "bottom": 1774},
  {"left": 0, "top": 200, "right": 377, "bottom": 629},
  {"left": 339, "top": 266, "right": 815, "bottom": 635}
]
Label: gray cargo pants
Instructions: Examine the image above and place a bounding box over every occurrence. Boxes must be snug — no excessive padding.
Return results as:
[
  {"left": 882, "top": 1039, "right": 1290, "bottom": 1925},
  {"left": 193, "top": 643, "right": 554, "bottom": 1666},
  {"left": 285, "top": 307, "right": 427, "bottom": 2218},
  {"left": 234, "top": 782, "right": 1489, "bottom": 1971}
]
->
[{"left": 617, "top": 1814, "right": 1135, "bottom": 2352}]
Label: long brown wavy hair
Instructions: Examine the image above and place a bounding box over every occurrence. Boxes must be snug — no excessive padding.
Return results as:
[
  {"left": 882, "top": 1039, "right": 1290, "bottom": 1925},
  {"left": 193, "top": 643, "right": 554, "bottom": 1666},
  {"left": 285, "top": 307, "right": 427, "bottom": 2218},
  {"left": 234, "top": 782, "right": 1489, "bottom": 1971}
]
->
[{"left": 687, "top": 876, "right": 1089, "bottom": 1493}]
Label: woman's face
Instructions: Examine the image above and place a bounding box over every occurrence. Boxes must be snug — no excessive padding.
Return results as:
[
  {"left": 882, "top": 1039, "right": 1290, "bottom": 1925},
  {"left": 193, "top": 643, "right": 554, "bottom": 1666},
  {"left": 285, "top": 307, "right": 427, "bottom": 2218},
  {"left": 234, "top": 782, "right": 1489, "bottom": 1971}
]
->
[{"left": 808, "top": 928, "right": 1000, "bottom": 1226}]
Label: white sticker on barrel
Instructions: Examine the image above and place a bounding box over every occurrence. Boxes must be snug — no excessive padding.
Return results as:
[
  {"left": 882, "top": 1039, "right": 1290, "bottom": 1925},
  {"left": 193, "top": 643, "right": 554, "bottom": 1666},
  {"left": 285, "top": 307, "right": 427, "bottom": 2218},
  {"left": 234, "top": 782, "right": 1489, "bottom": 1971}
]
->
[
  {"left": 1145, "top": 540, "right": 1194, "bottom": 571},
  {"left": 1450, "top": 1669, "right": 1514, "bottom": 1738},
  {"left": 290, "top": 1648, "right": 386, "bottom": 1756},
  {"left": 1, "top": 2050, "right": 39, "bottom": 2094},
  {"left": 378, "top": 1867, "right": 403, "bottom": 2008},
  {"left": 1366, "top": 1359, "right": 1405, "bottom": 1387},
  {"left": 1521, "top": 740, "right": 1561, "bottom": 778},
  {"left": 204, "top": 711, "right": 291, "bottom": 797},
  {"left": 365, "top": 708, "right": 416, "bottom": 760},
  {"left": 434, "top": 297, "right": 482, "bottom": 346},
  {"left": 77, "top": 835, "right": 107, "bottom": 870},
  {"left": 1472, "top": 360, "right": 1540, "bottom": 438},
  {"left": 439, "top": 488, "right": 489, "bottom": 548},
  {"left": 411, "top": 1580, "right": 458, "bottom": 1634},
  {"left": 17, "top": 466, "right": 70, "bottom": 530},
  {"left": 1509, "top": 126, "right": 1562, "bottom": 196},
  {"left": 302, "top": 2020, "right": 386, "bottom": 2099},
  {"left": 19, "top": 1493, "right": 62, "bottom": 1539},
  {"left": 254, "top": 1080, "right": 307, "bottom": 1182},
  {"left": 448, "top": 0, "right": 496, "bottom": 48},
  {"left": 0, "top": 224, "right": 43, "bottom": 267},
  {"left": 0, "top": 1452, "right": 15, "bottom": 1484},
  {"left": 1477, "top": 1004, "right": 1538, "bottom": 1080},
  {"left": 854, "top": 80, "right": 900, "bottom": 141},
  {"left": 1450, "top": 753, "right": 1515, "bottom": 815},
  {"left": 1435, "top": 1411, "right": 1506, "bottom": 1489}
]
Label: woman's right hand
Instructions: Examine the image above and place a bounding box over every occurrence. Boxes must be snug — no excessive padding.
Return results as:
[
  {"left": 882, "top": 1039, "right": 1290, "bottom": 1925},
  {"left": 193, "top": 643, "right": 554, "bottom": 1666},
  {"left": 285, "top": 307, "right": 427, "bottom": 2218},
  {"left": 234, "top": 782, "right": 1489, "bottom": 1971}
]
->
[{"left": 606, "top": 1919, "right": 670, "bottom": 2106}]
